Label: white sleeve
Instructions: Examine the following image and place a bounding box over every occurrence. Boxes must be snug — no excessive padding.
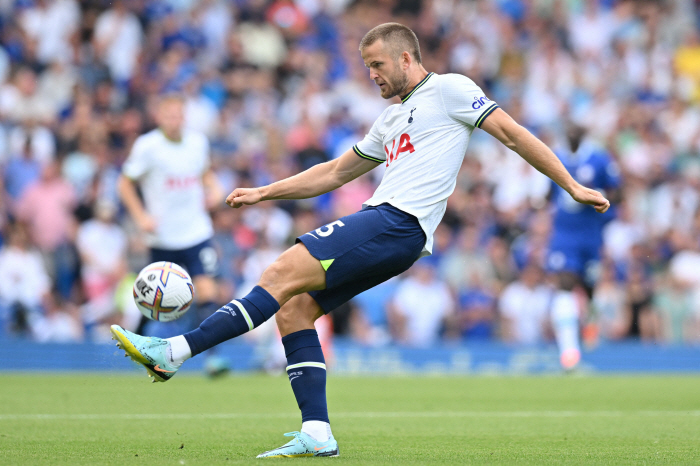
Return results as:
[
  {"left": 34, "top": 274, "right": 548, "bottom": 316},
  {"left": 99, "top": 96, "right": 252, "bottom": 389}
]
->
[
  {"left": 439, "top": 74, "right": 499, "bottom": 128},
  {"left": 498, "top": 285, "right": 519, "bottom": 318},
  {"left": 121, "top": 136, "right": 151, "bottom": 180},
  {"left": 353, "top": 118, "right": 386, "bottom": 163}
]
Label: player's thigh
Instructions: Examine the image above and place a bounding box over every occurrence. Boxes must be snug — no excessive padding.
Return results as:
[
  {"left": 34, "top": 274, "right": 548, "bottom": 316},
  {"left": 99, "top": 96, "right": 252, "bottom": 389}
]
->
[
  {"left": 275, "top": 293, "right": 324, "bottom": 337},
  {"left": 258, "top": 243, "right": 326, "bottom": 306},
  {"left": 305, "top": 207, "right": 426, "bottom": 313}
]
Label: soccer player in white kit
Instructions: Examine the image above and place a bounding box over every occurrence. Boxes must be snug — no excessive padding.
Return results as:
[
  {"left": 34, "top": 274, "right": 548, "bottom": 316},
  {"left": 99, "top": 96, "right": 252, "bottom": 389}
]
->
[
  {"left": 111, "top": 24, "right": 610, "bottom": 457},
  {"left": 118, "top": 96, "right": 223, "bottom": 341}
]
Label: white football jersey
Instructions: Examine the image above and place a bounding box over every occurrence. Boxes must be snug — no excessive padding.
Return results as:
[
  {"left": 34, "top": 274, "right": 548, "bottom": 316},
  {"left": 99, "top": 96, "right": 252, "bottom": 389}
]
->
[
  {"left": 122, "top": 129, "right": 213, "bottom": 249},
  {"left": 354, "top": 72, "right": 499, "bottom": 255}
]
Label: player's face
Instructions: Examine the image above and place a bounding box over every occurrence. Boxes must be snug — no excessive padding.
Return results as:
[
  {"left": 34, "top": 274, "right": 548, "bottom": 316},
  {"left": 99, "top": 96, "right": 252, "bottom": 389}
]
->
[
  {"left": 157, "top": 99, "right": 184, "bottom": 139},
  {"left": 361, "top": 40, "right": 409, "bottom": 100}
]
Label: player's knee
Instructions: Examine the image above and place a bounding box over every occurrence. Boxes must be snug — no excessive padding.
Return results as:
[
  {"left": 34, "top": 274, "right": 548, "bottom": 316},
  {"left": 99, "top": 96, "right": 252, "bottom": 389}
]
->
[
  {"left": 275, "top": 294, "right": 321, "bottom": 336},
  {"left": 274, "top": 306, "right": 300, "bottom": 335},
  {"left": 258, "top": 259, "right": 298, "bottom": 299},
  {"left": 259, "top": 246, "right": 325, "bottom": 300}
]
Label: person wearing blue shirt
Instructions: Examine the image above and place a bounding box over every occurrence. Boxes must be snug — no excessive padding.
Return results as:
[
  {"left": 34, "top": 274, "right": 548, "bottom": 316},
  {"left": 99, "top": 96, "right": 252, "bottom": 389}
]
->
[{"left": 547, "top": 124, "right": 620, "bottom": 370}]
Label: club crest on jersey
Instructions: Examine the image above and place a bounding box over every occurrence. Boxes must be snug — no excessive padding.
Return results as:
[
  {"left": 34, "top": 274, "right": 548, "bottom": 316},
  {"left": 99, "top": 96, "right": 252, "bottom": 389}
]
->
[
  {"left": 472, "top": 96, "right": 491, "bottom": 109},
  {"left": 408, "top": 107, "right": 417, "bottom": 124},
  {"left": 384, "top": 133, "right": 415, "bottom": 167}
]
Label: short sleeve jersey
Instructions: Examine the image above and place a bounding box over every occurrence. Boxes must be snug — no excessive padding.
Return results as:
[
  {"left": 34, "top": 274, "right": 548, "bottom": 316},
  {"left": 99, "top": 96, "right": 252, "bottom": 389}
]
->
[
  {"left": 550, "top": 143, "right": 621, "bottom": 243},
  {"left": 122, "top": 129, "right": 213, "bottom": 249},
  {"left": 354, "top": 73, "right": 498, "bottom": 255}
]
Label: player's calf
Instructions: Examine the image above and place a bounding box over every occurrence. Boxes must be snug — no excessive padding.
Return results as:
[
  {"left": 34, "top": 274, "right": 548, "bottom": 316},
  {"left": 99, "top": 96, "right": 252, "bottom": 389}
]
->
[{"left": 182, "top": 285, "right": 280, "bottom": 358}]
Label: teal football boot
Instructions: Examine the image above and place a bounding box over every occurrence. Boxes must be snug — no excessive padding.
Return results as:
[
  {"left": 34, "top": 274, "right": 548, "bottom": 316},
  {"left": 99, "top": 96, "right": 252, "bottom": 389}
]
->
[
  {"left": 256, "top": 432, "right": 339, "bottom": 458},
  {"left": 110, "top": 325, "right": 179, "bottom": 383}
]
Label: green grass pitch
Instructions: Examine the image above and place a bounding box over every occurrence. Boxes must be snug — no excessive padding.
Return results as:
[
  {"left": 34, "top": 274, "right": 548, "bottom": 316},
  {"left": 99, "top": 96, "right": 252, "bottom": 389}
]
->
[{"left": 1, "top": 373, "right": 699, "bottom": 464}]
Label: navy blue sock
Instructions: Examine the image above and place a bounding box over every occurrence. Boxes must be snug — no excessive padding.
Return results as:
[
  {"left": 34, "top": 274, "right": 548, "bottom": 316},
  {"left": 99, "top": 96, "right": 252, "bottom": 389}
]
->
[
  {"left": 282, "top": 329, "right": 329, "bottom": 423},
  {"left": 183, "top": 286, "right": 279, "bottom": 356}
]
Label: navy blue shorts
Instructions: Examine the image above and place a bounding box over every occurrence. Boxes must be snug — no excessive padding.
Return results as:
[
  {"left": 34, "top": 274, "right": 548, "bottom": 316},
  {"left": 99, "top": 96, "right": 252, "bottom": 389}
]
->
[
  {"left": 547, "top": 233, "right": 601, "bottom": 284},
  {"left": 150, "top": 239, "right": 219, "bottom": 278},
  {"left": 297, "top": 203, "right": 426, "bottom": 313}
]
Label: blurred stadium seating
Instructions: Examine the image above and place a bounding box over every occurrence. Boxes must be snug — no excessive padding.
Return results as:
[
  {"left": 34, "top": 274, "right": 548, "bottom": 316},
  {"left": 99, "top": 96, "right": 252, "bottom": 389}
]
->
[{"left": 1, "top": 0, "right": 700, "bottom": 370}]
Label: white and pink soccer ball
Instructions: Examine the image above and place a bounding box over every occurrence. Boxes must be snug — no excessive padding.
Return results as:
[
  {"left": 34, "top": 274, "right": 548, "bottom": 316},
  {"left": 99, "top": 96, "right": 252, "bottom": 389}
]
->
[{"left": 132, "top": 261, "right": 194, "bottom": 322}]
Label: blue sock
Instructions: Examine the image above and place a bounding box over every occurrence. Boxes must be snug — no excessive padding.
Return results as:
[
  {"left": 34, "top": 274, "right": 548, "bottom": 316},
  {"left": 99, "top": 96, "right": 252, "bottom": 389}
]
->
[
  {"left": 282, "top": 329, "right": 329, "bottom": 423},
  {"left": 183, "top": 286, "right": 279, "bottom": 356}
]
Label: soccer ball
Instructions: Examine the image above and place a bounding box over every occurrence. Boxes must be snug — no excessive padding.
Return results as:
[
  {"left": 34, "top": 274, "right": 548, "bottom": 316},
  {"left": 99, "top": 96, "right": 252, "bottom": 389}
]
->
[{"left": 133, "top": 261, "right": 194, "bottom": 322}]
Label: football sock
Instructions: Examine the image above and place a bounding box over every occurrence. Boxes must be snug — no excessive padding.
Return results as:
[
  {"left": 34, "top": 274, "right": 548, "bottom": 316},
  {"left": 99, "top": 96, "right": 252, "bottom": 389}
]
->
[
  {"left": 183, "top": 286, "right": 280, "bottom": 356},
  {"left": 551, "top": 290, "right": 581, "bottom": 368},
  {"left": 302, "top": 420, "right": 332, "bottom": 443},
  {"left": 283, "top": 329, "right": 330, "bottom": 427},
  {"left": 197, "top": 300, "right": 220, "bottom": 321},
  {"left": 165, "top": 335, "right": 191, "bottom": 366}
]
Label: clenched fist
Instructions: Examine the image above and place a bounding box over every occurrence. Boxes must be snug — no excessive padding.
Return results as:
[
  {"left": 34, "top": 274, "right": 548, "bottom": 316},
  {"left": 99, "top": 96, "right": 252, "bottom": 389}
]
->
[
  {"left": 570, "top": 185, "right": 610, "bottom": 213},
  {"left": 226, "top": 187, "right": 264, "bottom": 208}
]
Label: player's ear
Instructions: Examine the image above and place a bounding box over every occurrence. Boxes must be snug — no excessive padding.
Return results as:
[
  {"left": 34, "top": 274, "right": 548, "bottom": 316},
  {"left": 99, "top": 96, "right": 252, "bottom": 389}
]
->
[{"left": 401, "top": 50, "right": 411, "bottom": 69}]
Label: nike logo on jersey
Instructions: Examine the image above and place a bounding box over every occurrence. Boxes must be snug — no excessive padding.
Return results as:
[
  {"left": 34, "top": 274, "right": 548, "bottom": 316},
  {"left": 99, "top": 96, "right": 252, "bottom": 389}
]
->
[{"left": 408, "top": 107, "right": 416, "bottom": 123}]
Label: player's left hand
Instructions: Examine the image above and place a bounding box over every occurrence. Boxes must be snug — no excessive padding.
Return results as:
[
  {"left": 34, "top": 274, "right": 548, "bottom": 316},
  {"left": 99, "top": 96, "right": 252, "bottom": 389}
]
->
[{"left": 570, "top": 185, "right": 610, "bottom": 213}]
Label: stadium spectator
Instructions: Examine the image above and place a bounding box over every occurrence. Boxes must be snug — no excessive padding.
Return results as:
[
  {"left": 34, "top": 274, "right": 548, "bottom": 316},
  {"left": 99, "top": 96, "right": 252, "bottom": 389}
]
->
[
  {"left": 14, "top": 161, "right": 78, "bottom": 299},
  {"left": 0, "top": 0, "right": 698, "bottom": 353},
  {"left": 499, "top": 263, "right": 551, "bottom": 345},
  {"left": 31, "top": 294, "right": 84, "bottom": 343},
  {"left": 349, "top": 279, "right": 397, "bottom": 346},
  {"left": 0, "top": 223, "right": 51, "bottom": 337},
  {"left": 623, "top": 265, "right": 658, "bottom": 341},
  {"left": 447, "top": 273, "right": 497, "bottom": 341},
  {"left": 76, "top": 199, "right": 128, "bottom": 337},
  {"left": 591, "top": 261, "right": 628, "bottom": 341},
  {"left": 93, "top": 0, "right": 143, "bottom": 85},
  {"left": 388, "top": 262, "right": 454, "bottom": 348}
]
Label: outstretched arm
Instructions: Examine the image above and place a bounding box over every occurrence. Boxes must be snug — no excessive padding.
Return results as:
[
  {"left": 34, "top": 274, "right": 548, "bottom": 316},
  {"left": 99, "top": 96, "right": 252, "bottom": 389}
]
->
[
  {"left": 480, "top": 108, "right": 610, "bottom": 213},
  {"left": 226, "top": 148, "right": 379, "bottom": 208}
]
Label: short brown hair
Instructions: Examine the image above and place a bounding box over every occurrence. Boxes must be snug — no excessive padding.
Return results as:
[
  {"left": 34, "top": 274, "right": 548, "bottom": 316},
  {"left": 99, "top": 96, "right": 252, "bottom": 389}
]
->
[
  {"left": 359, "top": 23, "right": 422, "bottom": 64},
  {"left": 157, "top": 93, "right": 185, "bottom": 106}
]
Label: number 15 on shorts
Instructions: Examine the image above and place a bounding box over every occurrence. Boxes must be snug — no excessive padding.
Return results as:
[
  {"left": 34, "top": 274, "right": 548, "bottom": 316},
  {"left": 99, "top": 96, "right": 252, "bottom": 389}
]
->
[{"left": 316, "top": 220, "right": 345, "bottom": 237}]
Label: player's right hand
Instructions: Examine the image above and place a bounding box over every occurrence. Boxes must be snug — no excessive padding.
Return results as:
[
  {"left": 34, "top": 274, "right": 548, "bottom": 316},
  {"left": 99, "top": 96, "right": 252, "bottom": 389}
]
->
[
  {"left": 226, "top": 187, "right": 263, "bottom": 208},
  {"left": 136, "top": 214, "right": 157, "bottom": 233}
]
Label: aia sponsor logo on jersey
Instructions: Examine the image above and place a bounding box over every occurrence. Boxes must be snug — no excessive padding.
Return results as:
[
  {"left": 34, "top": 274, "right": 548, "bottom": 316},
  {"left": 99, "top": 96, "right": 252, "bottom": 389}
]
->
[
  {"left": 166, "top": 176, "right": 199, "bottom": 189},
  {"left": 384, "top": 133, "right": 415, "bottom": 167}
]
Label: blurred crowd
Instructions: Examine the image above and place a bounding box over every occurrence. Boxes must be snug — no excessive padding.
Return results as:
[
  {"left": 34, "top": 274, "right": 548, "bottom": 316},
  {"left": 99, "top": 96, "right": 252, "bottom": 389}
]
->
[{"left": 1, "top": 0, "right": 700, "bottom": 348}]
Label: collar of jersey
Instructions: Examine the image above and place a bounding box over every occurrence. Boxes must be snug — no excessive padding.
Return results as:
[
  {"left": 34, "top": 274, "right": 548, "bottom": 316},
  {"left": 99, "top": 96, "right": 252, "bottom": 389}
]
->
[{"left": 401, "top": 72, "right": 434, "bottom": 104}]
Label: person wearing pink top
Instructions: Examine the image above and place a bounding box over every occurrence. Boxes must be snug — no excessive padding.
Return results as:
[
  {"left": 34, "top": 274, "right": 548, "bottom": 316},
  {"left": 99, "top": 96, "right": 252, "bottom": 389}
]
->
[{"left": 15, "top": 162, "right": 78, "bottom": 298}]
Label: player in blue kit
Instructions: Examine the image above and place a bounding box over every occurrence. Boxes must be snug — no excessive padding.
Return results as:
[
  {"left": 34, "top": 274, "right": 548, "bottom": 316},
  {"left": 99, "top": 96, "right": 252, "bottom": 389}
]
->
[
  {"left": 547, "top": 124, "right": 620, "bottom": 370},
  {"left": 109, "top": 23, "right": 610, "bottom": 457}
]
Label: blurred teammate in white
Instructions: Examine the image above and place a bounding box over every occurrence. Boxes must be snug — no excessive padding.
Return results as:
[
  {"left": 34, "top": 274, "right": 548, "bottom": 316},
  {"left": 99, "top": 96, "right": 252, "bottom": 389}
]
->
[
  {"left": 111, "top": 24, "right": 610, "bottom": 457},
  {"left": 117, "top": 95, "right": 225, "bottom": 370}
]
